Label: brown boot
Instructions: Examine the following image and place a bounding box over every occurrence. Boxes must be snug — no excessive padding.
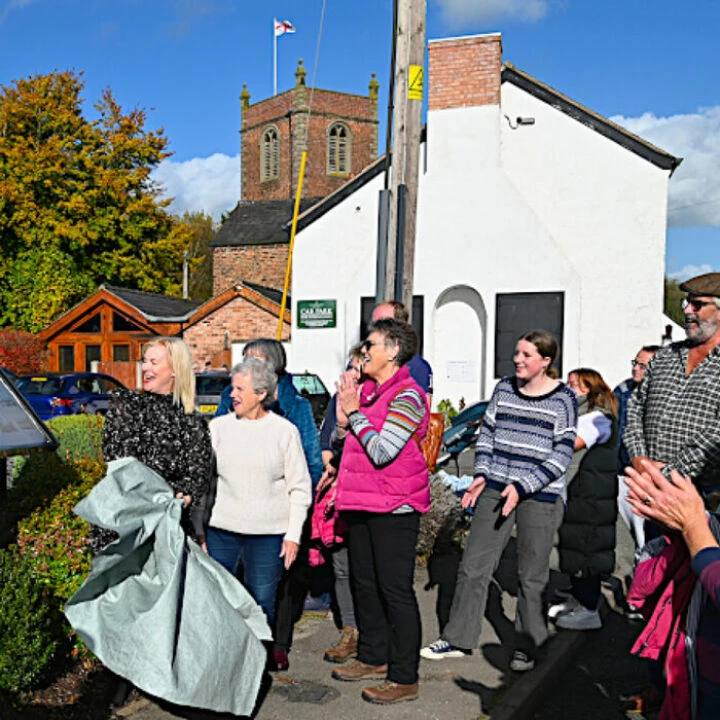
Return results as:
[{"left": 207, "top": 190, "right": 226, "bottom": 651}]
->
[
  {"left": 362, "top": 680, "right": 419, "bottom": 704},
  {"left": 324, "top": 626, "right": 359, "bottom": 664},
  {"left": 331, "top": 660, "right": 387, "bottom": 682}
]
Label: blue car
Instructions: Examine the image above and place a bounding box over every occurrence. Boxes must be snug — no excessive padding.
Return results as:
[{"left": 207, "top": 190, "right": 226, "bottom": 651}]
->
[
  {"left": 15, "top": 372, "right": 127, "bottom": 421},
  {"left": 439, "top": 400, "right": 489, "bottom": 473}
]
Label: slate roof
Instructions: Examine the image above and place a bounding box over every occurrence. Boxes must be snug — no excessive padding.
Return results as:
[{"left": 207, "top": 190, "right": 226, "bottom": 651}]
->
[
  {"left": 104, "top": 285, "right": 202, "bottom": 321},
  {"left": 243, "top": 281, "right": 289, "bottom": 306},
  {"left": 210, "top": 198, "right": 323, "bottom": 248}
]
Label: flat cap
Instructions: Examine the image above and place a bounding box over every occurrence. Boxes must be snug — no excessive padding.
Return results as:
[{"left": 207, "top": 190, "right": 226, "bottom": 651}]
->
[{"left": 679, "top": 272, "right": 720, "bottom": 298}]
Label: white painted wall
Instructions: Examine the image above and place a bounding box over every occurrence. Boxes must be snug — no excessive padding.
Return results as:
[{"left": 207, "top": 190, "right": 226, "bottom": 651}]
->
[
  {"left": 291, "top": 175, "right": 384, "bottom": 389},
  {"left": 501, "top": 82, "right": 671, "bottom": 388},
  {"left": 416, "top": 104, "right": 581, "bottom": 403},
  {"left": 289, "top": 63, "right": 673, "bottom": 407}
]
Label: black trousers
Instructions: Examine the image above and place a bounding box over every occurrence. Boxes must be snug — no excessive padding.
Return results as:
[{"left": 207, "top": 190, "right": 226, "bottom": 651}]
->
[
  {"left": 345, "top": 510, "right": 421, "bottom": 685},
  {"left": 570, "top": 574, "right": 601, "bottom": 611},
  {"left": 273, "top": 509, "right": 335, "bottom": 651},
  {"left": 273, "top": 514, "right": 312, "bottom": 652}
]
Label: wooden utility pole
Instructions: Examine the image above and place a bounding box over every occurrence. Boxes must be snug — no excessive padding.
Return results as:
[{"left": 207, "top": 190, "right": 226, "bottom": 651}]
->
[{"left": 384, "top": 0, "right": 426, "bottom": 317}]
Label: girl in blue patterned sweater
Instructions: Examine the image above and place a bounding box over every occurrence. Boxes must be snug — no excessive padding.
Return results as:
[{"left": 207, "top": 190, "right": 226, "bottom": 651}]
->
[{"left": 421, "top": 330, "right": 577, "bottom": 671}]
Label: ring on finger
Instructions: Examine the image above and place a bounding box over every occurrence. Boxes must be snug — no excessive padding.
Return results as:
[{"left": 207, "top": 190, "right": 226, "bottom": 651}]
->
[{"left": 643, "top": 495, "right": 653, "bottom": 506}]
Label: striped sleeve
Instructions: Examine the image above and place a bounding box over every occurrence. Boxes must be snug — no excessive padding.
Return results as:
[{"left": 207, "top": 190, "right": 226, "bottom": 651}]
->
[
  {"left": 348, "top": 388, "right": 425, "bottom": 466},
  {"left": 519, "top": 390, "right": 577, "bottom": 495},
  {"left": 474, "top": 386, "right": 499, "bottom": 477},
  {"left": 692, "top": 546, "right": 720, "bottom": 606}
]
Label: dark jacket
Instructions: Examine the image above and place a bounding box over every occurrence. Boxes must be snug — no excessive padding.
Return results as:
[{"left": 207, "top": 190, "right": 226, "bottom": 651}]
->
[{"left": 559, "top": 402, "right": 619, "bottom": 578}]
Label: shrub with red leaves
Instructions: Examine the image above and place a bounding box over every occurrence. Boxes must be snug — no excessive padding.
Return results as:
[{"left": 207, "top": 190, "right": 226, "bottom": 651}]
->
[{"left": 0, "top": 328, "right": 49, "bottom": 374}]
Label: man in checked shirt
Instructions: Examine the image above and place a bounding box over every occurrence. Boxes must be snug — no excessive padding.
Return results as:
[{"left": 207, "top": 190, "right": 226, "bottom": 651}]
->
[{"left": 624, "top": 272, "right": 720, "bottom": 501}]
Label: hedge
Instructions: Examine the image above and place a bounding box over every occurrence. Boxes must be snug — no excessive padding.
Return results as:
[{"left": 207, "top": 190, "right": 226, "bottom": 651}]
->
[
  {"left": 0, "top": 415, "right": 106, "bottom": 692},
  {"left": 1, "top": 414, "right": 104, "bottom": 547},
  {"left": 16, "top": 459, "right": 100, "bottom": 603},
  {"left": 0, "top": 549, "right": 62, "bottom": 693}
]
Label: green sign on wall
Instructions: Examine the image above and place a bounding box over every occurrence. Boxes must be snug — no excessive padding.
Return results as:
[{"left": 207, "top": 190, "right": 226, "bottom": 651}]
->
[{"left": 297, "top": 300, "right": 337, "bottom": 329}]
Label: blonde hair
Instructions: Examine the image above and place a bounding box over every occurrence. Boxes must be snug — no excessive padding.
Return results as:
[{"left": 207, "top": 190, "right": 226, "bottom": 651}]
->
[{"left": 143, "top": 337, "right": 196, "bottom": 414}]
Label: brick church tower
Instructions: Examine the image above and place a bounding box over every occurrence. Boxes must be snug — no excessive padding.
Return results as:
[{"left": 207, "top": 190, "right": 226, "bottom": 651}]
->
[
  {"left": 211, "top": 62, "right": 380, "bottom": 293},
  {"left": 240, "top": 60, "right": 380, "bottom": 202}
]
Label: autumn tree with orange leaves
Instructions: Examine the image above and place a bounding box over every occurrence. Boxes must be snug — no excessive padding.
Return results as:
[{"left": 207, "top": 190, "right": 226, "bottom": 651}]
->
[{"left": 0, "top": 70, "right": 192, "bottom": 332}]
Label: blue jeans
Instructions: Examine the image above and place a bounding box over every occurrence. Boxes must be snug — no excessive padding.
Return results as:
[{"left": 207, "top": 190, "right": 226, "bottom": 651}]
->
[{"left": 207, "top": 528, "right": 284, "bottom": 625}]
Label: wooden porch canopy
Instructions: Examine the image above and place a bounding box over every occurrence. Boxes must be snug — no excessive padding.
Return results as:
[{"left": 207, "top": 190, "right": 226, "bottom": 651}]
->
[{"left": 38, "top": 285, "right": 201, "bottom": 374}]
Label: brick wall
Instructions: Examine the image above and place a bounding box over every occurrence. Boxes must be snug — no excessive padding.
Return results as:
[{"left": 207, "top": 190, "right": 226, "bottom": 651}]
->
[
  {"left": 428, "top": 33, "right": 502, "bottom": 111},
  {"left": 184, "top": 296, "right": 290, "bottom": 367},
  {"left": 212, "top": 246, "right": 289, "bottom": 295},
  {"left": 241, "top": 83, "right": 379, "bottom": 202}
]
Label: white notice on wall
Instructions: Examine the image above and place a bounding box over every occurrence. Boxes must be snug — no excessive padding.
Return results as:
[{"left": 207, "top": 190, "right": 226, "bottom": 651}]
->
[{"left": 446, "top": 360, "right": 477, "bottom": 383}]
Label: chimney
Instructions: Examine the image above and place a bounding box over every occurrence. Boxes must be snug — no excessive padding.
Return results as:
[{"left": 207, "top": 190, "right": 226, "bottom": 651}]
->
[{"left": 428, "top": 33, "right": 502, "bottom": 112}]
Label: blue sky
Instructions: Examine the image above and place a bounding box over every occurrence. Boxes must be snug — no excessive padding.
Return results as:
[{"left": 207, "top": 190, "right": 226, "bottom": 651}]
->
[{"left": 1, "top": 0, "right": 718, "bottom": 280}]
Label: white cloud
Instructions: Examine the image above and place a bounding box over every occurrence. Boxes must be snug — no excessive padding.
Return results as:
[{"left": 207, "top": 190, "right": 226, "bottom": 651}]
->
[
  {"left": 610, "top": 106, "right": 720, "bottom": 228},
  {"left": 433, "top": 0, "right": 549, "bottom": 27},
  {"left": 667, "top": 263, "right": 715, "bottom": 281},
  {"left": 0, "top": 0, "right": 35, "bottom": 24},
  {"left": 154, "top": 153, "right": 240, "bottom": 222}
]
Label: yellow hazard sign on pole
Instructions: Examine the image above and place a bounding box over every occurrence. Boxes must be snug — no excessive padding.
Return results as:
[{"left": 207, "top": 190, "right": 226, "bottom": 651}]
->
[{"left": 408, "top": 64, "right": 423, "bottom": 101}]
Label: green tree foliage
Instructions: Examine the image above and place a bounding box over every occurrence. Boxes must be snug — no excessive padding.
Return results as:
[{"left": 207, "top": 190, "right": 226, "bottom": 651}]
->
[
  {"left": 664, "top": 276, "right": 685, "bottom": 326},
  {"left": 0, "top": 70, "right": 191, "bottom": 331},
  {"left": 182, "top": 211, "right": 216, "bottom": 301}
]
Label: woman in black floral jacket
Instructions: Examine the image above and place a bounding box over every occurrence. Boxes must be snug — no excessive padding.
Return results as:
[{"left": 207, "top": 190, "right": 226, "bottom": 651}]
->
[
  {"left": 93, "top": 337, "right": 213, "bottom": 552},
  {"left": 95, "top": 337, "right": 213, "bottom": 706}
]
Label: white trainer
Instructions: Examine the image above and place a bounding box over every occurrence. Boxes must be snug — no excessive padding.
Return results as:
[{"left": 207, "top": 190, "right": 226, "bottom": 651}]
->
[
  {"left": 420, "top": 639, "right": 471, "bottom": 660},
  {"left": 509, "top": 650, "right": 535, "bottom": 672},
  {"left": 548, "top": 596, "right": 580, "bottom": 619},
  {"left": 555, "top": 605, "right": 602, "bottom": 631}
]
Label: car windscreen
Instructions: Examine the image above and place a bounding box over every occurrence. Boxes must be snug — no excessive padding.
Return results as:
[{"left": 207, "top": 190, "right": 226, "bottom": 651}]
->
[
  {"left": 292, "top": 374, "right": 328, "bottom": 395},
  {"left": 16, "top": 377, "right": 65, "bottom": 395},
  {"left": 196, "top": 376, "right": 231, "bottom": 395}
]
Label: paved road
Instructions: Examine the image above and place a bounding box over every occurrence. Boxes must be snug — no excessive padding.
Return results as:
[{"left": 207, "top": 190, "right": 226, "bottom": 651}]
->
[
  {"left": 530, "top": 514, "right": 660, "bottom": 720},
  {"left": 118, "top": 450, "right": 648, "bottom": 720},
  {"left": 530, "top": 608, "right": 657, "bottom": 720}
]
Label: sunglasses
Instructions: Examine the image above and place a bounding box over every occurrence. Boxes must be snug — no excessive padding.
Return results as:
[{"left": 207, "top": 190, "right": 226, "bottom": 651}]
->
[
  {"left": 681, "top": 297, "right": 716, "bottom": 311},
  {"left": 362, "top": 339, "right": 381, "bottom": 352},
  {"left": 631, "top": 359, "right": 648, "bottom": 370}
]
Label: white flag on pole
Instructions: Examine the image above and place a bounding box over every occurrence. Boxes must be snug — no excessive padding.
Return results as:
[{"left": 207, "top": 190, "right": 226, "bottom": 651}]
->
[{"left": 274, "top": 18, "right": 296, "bottom": 37}]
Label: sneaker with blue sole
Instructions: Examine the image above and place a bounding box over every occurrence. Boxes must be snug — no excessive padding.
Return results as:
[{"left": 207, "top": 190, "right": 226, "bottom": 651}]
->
[{"left": 420, "top": 639, "right": 472, "bottom": 660}]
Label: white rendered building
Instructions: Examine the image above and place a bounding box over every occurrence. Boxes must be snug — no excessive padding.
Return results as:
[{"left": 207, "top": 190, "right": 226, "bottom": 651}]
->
[{"left": 286, "top": 33, "right": 681, "bottom": 406}]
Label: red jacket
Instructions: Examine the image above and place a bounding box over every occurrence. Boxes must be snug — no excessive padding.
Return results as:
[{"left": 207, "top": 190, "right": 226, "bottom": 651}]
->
[
  {"left": 628, "top": 534, "right": 697, "bottom": 720},
  {"left": 308, "top": 483, "right": 346, "bottom": 567}
]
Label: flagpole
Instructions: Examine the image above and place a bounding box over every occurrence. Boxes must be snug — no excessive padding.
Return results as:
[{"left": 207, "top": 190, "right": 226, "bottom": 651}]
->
[{"left": 273, "top": 18, "right": 277, "bottom": 96}]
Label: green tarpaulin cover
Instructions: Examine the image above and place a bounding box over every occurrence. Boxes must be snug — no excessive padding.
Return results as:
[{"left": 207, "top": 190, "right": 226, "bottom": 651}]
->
[{"left": 65, "top": 457, "right": 272, "bottom": 715}]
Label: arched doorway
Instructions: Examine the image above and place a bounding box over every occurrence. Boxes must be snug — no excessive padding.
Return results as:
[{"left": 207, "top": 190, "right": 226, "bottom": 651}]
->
[{"left": 432, "top": 286, "right": 487, "bottom": 408}]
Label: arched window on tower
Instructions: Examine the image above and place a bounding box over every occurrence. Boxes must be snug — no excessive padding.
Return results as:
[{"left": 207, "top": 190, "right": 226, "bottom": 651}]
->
[
  {"left": 328, "top": 123, "right": 351, "bottom": 175},
  {"left": 261, "top": 126, "right": 279, "bottom": 181}
]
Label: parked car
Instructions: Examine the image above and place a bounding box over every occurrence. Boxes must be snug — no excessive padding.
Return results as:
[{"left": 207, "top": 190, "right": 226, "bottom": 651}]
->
[
  {"left": 291, "top": 372, "right": 331, "bottom": 427},
  {"left": 15, "top": 372, "right": 127, "bottom": 421},
  {"left": 195, "top": 373, "right": 231, "bottom": 416},
  {"left": 438, "top": 399, "right": 489, "bottom": 473}
]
